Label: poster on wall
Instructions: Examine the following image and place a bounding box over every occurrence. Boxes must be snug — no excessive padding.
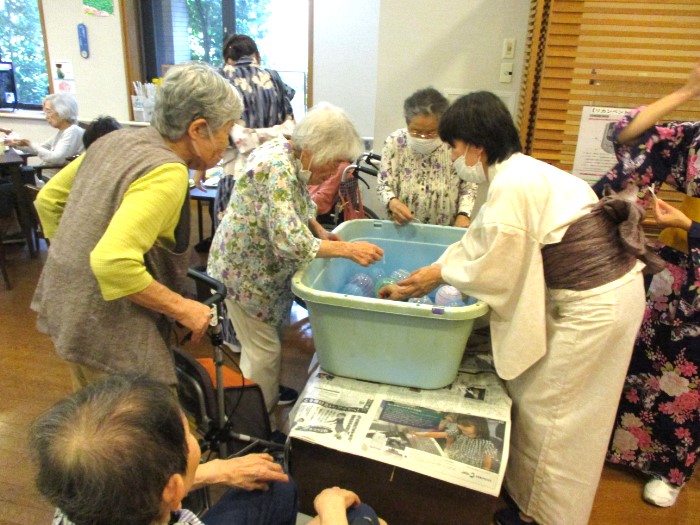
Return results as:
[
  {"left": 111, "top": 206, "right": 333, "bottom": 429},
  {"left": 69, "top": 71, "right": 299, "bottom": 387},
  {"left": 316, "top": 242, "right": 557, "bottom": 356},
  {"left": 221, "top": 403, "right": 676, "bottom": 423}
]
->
[
  {"left": 53, "top": 60, "right": 76, "bottom": 94},
  {"left": 83, "top": 0, "right": 113, "bottom": 16},
  {"left": 572, "top": 106, "right": 628, "bottom": 185}
]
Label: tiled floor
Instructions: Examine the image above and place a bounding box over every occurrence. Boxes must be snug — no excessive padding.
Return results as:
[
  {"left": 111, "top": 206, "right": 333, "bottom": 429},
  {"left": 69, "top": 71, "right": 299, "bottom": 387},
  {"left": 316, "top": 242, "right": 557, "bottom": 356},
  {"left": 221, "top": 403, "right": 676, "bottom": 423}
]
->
[{"left": 1, "top": 209, "right": 699, "bottom": 524}]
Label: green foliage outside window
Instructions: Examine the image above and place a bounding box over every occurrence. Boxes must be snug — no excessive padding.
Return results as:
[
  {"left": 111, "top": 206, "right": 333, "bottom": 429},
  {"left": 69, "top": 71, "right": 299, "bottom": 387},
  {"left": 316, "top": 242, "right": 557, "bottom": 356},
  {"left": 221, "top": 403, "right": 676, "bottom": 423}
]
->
[
  {"left": 187, "top": 0, "right": 223, "bottom": 65},
  {"left": 233, "top": 0, "right": 273, "bottom": 64},
  {"left": 0, "top": 0, "right": 49, "bottom": 107},
  {"left": 186, "top": 0, "right": 272, "bottom": 67}
]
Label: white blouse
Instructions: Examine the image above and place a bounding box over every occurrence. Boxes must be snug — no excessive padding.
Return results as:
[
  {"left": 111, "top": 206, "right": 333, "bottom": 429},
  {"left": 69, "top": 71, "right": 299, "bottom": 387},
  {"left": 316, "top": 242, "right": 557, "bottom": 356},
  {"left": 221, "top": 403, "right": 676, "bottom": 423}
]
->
[{"left": 437, "top": 153, "right": 598, "bottom": 379}]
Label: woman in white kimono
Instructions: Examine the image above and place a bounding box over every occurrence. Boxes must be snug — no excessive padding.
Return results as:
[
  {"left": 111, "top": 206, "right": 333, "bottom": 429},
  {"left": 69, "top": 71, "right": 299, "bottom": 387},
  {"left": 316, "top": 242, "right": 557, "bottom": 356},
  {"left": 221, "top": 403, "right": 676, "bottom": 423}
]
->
[{"left": 379, "top": 92, "right": 657, "bottom": 525}]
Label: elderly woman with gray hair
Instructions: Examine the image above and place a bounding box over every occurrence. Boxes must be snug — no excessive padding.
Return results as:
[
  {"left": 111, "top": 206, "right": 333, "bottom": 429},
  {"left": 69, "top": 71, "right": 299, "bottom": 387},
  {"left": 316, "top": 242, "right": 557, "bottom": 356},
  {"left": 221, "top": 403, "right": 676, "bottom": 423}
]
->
[
  {"left": 32, "top": 62, "right": 243, "bottom": 390},
  {"left": 378, "top": 87, "right": 477, "bottom": 226},
  {"left": 6, "top": 93, "right": 85, "bottom": 176},
  {"left": 207, "top": 102, "right": 384, "bottom": 412}
]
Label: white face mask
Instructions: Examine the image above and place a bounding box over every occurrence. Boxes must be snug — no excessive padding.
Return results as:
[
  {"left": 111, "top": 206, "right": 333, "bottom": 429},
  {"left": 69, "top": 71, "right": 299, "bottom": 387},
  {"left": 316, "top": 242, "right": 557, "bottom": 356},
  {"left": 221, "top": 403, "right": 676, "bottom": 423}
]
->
[
  {"left": 296, "top": 157, "right": 312, "bottom": 184},
  {"left": 407, "top": 136, "right": 442, "bottom": 156},
  {"left": 453, "top": 147, "right": 487, "bottom": 184}
]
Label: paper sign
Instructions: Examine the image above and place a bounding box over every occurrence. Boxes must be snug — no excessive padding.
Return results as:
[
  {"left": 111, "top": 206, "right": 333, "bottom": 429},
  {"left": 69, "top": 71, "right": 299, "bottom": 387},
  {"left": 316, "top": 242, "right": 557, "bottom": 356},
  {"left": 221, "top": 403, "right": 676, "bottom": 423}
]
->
[{"left": 572, "top": 106, "right": 628, "bottom": 185}]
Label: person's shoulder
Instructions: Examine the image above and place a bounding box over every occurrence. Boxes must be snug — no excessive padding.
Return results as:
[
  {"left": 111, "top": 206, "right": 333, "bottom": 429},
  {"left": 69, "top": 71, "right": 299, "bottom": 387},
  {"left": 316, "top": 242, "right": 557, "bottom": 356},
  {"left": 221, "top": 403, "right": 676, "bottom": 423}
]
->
[
  {"left": 387, "top": 128, "right": 407, "bottom": 139},
  {"left": 66, "top": 124, "right": 85, "bottom": 136},
  {"left": 384, "top": 129, "right": 407, "bottom": 146},
  {"left": 250, "top": 137, "right": 292, "bottom": 164},
  {"left": 496, "top": 154, "right": 590, "bottom": 198}
]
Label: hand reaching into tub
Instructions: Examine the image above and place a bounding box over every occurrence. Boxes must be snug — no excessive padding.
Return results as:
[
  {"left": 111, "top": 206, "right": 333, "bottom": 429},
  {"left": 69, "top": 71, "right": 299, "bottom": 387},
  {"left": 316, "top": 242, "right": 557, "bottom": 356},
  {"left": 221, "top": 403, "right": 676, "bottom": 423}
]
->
[
  {"left": 316, "top": 239, "right": 384, "bottom": 267},
  {"left": 378, "top": 264, "right": 445, "bottom": 300}
]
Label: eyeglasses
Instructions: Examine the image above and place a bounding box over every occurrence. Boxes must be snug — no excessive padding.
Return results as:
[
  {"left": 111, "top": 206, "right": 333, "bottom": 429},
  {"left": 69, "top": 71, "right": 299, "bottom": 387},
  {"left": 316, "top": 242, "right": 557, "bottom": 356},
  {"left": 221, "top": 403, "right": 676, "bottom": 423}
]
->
[{"left": 407, "top": 129, "right": 439, "bottom": 139}]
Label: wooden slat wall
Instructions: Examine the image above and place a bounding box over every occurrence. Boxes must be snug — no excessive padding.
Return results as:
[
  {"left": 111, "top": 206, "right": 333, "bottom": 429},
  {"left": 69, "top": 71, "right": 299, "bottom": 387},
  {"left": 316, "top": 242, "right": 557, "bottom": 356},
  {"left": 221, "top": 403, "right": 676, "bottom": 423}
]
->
[
  {"left": 521, "top": 0, "right": 700, "bottom": 235},
  {"left": 533, "top": 0, "right": 700, "bottom": 170}
]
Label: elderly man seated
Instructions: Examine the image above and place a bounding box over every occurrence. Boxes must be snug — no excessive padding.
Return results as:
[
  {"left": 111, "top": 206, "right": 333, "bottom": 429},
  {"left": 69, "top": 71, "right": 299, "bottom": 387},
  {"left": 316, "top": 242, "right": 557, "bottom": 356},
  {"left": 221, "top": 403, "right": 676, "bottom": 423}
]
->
[{"left": 30, "top": 374, "right": 384, "bottom": 525}]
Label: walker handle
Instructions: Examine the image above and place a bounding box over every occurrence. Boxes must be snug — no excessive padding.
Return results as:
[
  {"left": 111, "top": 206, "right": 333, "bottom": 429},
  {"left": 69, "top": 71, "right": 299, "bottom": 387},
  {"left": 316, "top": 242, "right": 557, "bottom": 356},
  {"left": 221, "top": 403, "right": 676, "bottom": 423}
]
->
[{"left": 187, "top": 267, "right": 227, "bottom": 307}]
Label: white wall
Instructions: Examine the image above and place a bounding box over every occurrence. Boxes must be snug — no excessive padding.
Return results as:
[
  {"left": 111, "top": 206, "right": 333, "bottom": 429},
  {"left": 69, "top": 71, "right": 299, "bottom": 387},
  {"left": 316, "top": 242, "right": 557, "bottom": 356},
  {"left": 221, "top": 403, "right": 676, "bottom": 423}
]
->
[
  {"left": 0, "top": 0, "right": 131, "bottom": 150},
  {"left": 42, "top": 0, "right": 130, "bottom": 121},
  {"left": 373, "top": 0, "right": 530, "bottom": 144},
  {"left": 312, "top": 0, "right": 380, "bottom": 139},
  {"left": 313, "top": 0, "right": 530, "bottom": 217},
  {"left": 3, "top": 0, "right": 531, "bottom": 181}
]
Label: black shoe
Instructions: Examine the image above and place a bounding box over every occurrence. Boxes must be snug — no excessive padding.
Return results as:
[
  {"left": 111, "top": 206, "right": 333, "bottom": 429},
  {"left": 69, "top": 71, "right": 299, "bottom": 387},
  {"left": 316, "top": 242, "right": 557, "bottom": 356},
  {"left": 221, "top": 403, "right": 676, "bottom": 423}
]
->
[
  {"left": 278, "top": 385, "right": 299, "bottom": 406},
  {"left": 494, "top": 507, "right": 537, "bottom": 525},
  {"left": 194, "top": 236, "right": 212, "bottom": 253}
]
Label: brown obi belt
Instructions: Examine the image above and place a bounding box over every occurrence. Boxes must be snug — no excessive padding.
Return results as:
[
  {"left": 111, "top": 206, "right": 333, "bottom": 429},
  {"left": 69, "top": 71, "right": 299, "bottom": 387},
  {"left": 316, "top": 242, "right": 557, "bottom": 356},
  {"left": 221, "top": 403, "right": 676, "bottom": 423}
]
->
[{"left": 542, "top": 196, "right": 664, "bottom": 291}]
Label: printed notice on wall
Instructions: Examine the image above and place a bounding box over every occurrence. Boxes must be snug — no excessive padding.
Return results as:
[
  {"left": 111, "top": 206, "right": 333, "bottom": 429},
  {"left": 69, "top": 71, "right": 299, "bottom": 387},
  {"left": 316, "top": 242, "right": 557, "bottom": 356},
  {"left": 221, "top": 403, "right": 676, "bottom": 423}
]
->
[
  {"left": 83, "top": 0, "right": 114, "bottom": 16},
  {"left": 53, "top": 60, "right": 76, "bottom": 94},
  {"left": 572, "top": 106, "right": 628, "bottom": 186}
]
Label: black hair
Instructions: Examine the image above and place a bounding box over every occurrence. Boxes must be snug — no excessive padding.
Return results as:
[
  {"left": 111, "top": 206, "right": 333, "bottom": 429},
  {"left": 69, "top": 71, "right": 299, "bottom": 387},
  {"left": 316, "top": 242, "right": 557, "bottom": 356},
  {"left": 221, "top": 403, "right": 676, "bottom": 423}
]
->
[
  {"left": 30, "top": 375, "right": 188, "bottom": 525},
  {"left": 82, "top": 115, "right": 122, "bottom": 149},
  {"left": 222, "top": 34, "right": 259, "bottom": 63},
  {"left": 456, "top": 415, "right": 491, "bottom": 439},
  {"left": 438, "top": 91, "right": 522, "bottom": 164},
  {"left": 403, "top": 87, "right": 449, "bottom": 123}
]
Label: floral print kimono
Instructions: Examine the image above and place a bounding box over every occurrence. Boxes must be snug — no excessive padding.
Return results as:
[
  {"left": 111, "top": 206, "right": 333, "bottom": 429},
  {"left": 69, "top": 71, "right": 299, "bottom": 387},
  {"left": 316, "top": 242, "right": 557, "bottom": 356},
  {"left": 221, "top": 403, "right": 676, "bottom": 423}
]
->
[
  {"left": 215, "top": 57, "right": 296, "bottom": 346},
  {"left": 216, "top": 56, "right": 295, "bottom": 222},
  {"left": 377, "top": 129, "right": 477, "bottom": 225},
  {"left": 594, "top": 107, "right": 700, "bottom": 488},
  {"left": 207, "top": 137, "right": 319, "bottom": 327}
]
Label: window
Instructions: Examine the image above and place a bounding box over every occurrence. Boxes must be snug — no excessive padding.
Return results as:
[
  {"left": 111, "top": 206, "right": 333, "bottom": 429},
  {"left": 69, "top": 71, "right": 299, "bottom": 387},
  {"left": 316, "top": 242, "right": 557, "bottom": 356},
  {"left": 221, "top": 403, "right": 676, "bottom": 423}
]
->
[
  {"left": 139, "top": 0, "right": 309, "bottom": 117},
  {"left": 0, "top": 0, "right": 49, "bottom": 109}
]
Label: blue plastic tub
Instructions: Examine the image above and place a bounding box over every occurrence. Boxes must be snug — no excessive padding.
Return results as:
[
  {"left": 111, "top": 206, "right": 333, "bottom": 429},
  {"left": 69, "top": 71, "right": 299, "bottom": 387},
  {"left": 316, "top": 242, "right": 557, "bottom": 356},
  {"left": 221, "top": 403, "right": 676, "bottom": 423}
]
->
[{"left": 292, "top": 220, "right": 489, "bottom": 389}]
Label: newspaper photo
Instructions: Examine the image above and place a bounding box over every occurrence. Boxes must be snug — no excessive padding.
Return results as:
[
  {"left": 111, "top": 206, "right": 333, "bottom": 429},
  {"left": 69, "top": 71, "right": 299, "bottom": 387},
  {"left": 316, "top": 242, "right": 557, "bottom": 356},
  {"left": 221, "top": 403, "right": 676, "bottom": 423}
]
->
[{"left": 289, "top": 356, "right": 511, "bottom": 497}]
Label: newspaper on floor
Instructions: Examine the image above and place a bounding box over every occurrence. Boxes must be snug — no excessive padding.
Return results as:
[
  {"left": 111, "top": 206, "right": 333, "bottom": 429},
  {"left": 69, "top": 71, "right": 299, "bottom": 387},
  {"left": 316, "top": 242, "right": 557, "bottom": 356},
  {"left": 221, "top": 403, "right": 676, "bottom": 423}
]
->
[{"left": 288, "top": 353, "right": 511, "bottom": 497}]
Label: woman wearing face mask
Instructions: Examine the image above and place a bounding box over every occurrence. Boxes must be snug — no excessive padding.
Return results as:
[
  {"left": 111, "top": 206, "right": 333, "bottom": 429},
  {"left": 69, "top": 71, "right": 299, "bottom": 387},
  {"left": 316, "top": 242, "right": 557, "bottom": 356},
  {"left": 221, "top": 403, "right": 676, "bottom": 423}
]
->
[
  {"left": 377, "top": 88, "right": 477, "bottom": 226},
  {"left": 207, "top": 103, "right": 384, "bottom": 418},
  {"left": 379, "top": 92, "right": 660, "bottom": 525}
]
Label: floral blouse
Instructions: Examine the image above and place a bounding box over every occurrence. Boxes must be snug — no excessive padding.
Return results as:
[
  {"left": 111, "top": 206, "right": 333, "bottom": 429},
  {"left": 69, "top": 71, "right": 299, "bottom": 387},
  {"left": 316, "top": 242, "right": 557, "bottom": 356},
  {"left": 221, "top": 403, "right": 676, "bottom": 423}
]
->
[
  {"left": 377, "top": 129, "right": 477, "bottom": 225},
  {"left": 207, "top": 137, "right": 320, "bottom": 326},
  {"left": 593, "top": 107, "right": 700, "bottom": 203},
  {"left": 53, "top": 508, "right": 204, "bottom": 525}
]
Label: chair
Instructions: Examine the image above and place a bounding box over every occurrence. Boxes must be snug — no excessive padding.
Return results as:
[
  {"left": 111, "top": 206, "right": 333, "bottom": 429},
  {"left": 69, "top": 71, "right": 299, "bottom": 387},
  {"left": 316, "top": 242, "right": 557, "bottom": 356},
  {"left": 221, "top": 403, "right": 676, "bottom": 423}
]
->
[
  {"left": 0, "top": 216, "right": 13, "bottom": 289},
  {"left": 31, "top": 163, "right": 69, "bottom": 185},
  {"left": 23, "top": 183, "right": 49, "bottom": 252}
]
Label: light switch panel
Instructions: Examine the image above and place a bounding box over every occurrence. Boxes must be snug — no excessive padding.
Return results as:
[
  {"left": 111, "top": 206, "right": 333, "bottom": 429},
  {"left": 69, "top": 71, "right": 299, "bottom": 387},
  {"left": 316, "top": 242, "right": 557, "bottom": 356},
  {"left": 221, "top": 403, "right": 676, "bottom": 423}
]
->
[
  {"left": 502, "top": 38, "right": 515, "bottom": 59},
  {"left": 499, "top": 63, "right": 513, "bottom": 83}
]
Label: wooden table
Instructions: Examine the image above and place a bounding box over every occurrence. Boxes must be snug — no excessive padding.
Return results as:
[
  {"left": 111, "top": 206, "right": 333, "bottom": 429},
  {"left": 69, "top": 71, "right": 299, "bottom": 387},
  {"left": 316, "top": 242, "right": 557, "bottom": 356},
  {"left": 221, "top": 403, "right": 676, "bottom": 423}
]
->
[
  {"left": 287, "top": 364, "right": 511, "bottom": 524},
  {"left": 288, "top": 437, "right": 503, "bottom": 525}
]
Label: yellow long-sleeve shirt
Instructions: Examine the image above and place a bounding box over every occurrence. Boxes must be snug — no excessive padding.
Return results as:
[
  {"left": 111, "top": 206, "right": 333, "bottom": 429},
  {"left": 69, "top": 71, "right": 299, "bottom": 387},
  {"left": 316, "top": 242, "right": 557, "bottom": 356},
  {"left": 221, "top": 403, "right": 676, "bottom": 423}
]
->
[{"left": 35, "top": 156, "right": 189, "bottom": 300}]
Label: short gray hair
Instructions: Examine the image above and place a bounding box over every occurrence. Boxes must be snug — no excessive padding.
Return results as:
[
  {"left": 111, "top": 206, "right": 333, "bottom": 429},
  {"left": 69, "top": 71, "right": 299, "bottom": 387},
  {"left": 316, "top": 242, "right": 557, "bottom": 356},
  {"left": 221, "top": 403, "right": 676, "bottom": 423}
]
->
[
  {"left": 291, "top": 102, "right": 362, "bottom": 165},
  {"left": 44, "top": 93, "right": 79, "bottom": 124},
  {"left": 30, "top": 375, "right": 187, "bottom": 525},
  {"left": 152, "top": 62, "right": 243, "bottom": 140},
  {"left": 403, "top": 87, "right": 448, "bottom": 124}
]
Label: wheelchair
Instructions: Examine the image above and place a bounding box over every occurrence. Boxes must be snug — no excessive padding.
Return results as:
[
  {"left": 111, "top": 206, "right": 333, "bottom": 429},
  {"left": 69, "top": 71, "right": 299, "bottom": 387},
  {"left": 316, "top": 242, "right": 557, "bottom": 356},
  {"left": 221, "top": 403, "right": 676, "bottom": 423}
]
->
[
  {"left": 175, "top": 268, "right": 286, "bottom": 514},
  {"left": 174, "top": 268, "right": 285, "bottom": 459},
  {"left": 315, "top": 151, "right": 382, "bottom": 229}
]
